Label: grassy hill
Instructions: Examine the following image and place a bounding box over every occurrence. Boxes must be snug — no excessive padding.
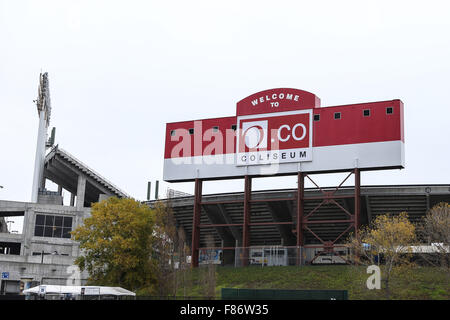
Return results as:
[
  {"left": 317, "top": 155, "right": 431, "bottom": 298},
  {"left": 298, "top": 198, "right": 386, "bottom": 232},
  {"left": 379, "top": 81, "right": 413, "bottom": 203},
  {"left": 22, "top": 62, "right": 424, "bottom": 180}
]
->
[{"left": 170, "top": 265, "right": 449, "bottom": 300}]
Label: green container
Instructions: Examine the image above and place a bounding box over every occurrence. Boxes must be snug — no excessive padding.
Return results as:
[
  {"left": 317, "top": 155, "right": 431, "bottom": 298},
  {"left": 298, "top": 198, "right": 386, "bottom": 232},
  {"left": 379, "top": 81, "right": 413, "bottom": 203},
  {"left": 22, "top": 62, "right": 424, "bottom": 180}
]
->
[{"left": 221, "top": 288, "right": 348, "bottom": 300}]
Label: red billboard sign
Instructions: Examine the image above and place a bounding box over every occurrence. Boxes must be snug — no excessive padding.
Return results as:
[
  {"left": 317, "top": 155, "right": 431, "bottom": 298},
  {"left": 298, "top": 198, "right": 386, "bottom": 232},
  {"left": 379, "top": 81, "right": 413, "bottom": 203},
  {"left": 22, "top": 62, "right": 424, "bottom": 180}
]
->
[{"left": 163, "top": 89, "right": 404, "bottom": 182}]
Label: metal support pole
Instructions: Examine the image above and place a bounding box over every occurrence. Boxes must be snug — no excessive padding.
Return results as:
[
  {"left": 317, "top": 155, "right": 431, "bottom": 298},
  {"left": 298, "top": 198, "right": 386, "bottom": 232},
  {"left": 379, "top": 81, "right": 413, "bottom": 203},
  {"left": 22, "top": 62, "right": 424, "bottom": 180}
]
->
[
  {"left": 147, "top": 181, "right": 151, "bottom": 201},
  {"left": 155, "top": 180, "right": 159, "bottom": 200},
  {"left": 242, "top": 175, "right": 252, "bottom": 266},
  {"left": 191, "top": 179, "right": 202, "bottom": 267},
  {"left": 354, "top": 168, "right": 361, "bottom": 238},
  {"left": 296, "top": 171, "right": 304, "bottom": 265}
]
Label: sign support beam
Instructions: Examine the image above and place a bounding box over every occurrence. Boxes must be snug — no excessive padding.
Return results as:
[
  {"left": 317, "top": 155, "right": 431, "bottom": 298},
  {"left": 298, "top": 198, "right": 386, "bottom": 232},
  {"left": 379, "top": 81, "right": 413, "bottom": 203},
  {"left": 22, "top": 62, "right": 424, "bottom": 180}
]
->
[
  {"left": 191, "top": 178, "right": 202, "bottom": 267},
  {"left": 296, "top": 171, "right": 304, "bottom": 265},
  {"left": 354, "top": 168, "right": 361, "bottom": 237},
  {"left": 242, "top": 175, "right": 252, "bottom": 266},
  {"left": 299, "top": 170, "right": 361, "bottom": 264}
]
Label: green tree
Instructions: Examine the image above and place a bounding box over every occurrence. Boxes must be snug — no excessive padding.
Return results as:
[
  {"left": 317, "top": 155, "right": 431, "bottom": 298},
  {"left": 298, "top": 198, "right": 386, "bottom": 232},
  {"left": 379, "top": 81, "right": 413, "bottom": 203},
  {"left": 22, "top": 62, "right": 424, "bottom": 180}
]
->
[{"left": 71, "top": 197, "right": 158, "bottom": 292}]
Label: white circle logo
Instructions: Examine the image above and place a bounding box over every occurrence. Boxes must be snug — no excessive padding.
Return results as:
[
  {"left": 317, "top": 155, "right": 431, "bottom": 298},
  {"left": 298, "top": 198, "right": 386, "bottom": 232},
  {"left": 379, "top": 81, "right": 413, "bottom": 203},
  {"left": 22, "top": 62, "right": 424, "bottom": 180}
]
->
[
  {"left": 241, "top": 120, "right": 268, "bottom": 149},
  {"left": 244, "top": 125, "right": 265, "bottom": 148}
]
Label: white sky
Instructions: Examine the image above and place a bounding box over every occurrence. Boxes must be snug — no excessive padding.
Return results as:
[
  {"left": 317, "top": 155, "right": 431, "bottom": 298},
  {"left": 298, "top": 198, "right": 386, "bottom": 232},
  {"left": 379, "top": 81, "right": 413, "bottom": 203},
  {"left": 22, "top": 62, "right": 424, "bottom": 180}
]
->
[{"left": 1, "top": 1, "right": 450, "bottom": 233}]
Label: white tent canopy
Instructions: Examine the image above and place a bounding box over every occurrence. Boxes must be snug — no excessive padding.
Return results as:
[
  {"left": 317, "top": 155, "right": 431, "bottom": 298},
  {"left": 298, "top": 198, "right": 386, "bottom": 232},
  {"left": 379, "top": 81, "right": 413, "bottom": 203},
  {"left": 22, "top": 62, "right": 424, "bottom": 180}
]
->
[{"left": 23, "top": 285, "right": 136, "bottom": 296}]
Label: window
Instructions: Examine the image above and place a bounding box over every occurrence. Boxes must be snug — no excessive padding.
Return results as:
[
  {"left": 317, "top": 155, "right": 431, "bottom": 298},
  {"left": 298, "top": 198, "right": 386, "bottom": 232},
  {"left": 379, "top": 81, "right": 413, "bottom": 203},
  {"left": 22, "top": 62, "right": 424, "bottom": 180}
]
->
[
  {"left": 188, "top": 128, "right": 194, "bottom": 135},
  {"left": 170, "top": 130, "right": 176, "bottom": 136},
  {"left": 231, "top": 124, "right": 237, "bottom": 131},
  {"left": 34, "top": 214, "right": 73, "bottom": 239},
  {"left": 386, "top": 107, "right": 393, "bottom": 114},
  {"left": 33, "top": 251, "right": 69, "bottom": 256},
  {"left": 363, "top": 109, "right": 370, "bottom": 117},
  {"left": 35, "top": 214, "right": 45, "bottom": 225},
  {"left": 34, "top": 226, "right": 44, "bottom": 237},
  {"left": 334, "top": 112, "right": 341, "bottom": 120},
  {"left": 314, "top": 114, "right": 320, "bottom": 121},
  {"left": 212, "top": 126, "right": 219, "bottom": 132}
]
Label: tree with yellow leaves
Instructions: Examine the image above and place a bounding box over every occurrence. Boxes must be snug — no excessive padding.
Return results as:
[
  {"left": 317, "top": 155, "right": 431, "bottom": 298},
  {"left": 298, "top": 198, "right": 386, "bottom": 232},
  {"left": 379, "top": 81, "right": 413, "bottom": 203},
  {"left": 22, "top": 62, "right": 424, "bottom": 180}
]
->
[
  {"left": 71, "top": 197, "right": 158, "bottom": 292},
  {"left": 349, "top": 212, "right": 416, "bottom": 298}
]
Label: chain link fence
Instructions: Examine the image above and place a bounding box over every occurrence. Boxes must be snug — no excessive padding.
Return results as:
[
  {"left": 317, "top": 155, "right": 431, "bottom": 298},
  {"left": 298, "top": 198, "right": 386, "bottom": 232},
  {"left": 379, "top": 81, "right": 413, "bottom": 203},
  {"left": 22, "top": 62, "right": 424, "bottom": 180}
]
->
[{"left": 197, "top": 245, "right": 351, "bottom": 267}]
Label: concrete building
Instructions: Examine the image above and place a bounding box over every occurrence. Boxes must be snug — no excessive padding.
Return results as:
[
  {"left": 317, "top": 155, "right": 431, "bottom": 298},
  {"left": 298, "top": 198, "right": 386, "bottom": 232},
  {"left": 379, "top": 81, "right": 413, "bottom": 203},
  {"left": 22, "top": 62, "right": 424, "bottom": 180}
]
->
[
  {"left": 0, "top": 73, "right": 130, "bottom": 295},
  {"left": 0, "top": 146, "right": 128, "bottom": 295}
]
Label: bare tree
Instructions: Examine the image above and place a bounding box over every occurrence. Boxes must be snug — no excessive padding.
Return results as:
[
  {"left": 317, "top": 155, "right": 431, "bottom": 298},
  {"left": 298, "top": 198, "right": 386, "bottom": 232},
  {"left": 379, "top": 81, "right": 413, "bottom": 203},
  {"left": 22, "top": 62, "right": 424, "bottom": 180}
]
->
[
  {"left": 200, "top": 234, "right": 217, "bottom": 299},
  {"left": 152, "top": 196, "right": 178, "bottom": 298},
  {"left": 152, "top": 192, "right": 193, "bottom": 299},
  {"left": 175, "top": 227, "right": 192, "bottom": 299},
  {"left": 417, "top": 202, "right": 450, "bottom": 274}
]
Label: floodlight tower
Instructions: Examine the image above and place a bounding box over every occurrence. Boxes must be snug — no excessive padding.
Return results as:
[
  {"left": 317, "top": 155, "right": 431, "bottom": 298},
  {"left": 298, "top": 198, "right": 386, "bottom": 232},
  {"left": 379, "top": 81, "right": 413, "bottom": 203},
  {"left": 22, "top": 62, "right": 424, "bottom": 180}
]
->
[{"left": 31, "top": 72, "right": 54, "bottom": 202}]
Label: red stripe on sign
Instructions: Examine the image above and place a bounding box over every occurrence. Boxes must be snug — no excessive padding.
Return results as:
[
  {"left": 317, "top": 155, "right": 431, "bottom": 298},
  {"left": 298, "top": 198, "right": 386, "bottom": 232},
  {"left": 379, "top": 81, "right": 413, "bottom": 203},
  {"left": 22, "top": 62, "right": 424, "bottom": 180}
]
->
[{"left": 164, "top": 99, "right": 403, "bottom": 159}]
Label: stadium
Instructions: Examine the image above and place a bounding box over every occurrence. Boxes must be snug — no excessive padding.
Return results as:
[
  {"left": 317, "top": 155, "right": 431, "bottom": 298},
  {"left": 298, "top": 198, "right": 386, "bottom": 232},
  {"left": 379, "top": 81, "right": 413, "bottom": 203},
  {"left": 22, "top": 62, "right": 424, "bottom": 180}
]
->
[
  {"left": 1, "top": 77, "right": 449, "bottom": 297},
  {"left": 156, "top": 87, "right": 449, "bottom": 268},
  {"left": 148, "top": 183, "right": 450, "bottom": 266}
]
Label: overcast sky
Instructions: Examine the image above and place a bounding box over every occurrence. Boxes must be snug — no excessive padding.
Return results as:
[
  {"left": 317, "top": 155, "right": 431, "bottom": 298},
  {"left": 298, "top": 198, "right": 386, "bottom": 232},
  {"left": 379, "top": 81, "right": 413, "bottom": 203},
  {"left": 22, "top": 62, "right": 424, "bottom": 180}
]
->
[{"left": 1, "top": 1, "right": 450, "bottom": 232}]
